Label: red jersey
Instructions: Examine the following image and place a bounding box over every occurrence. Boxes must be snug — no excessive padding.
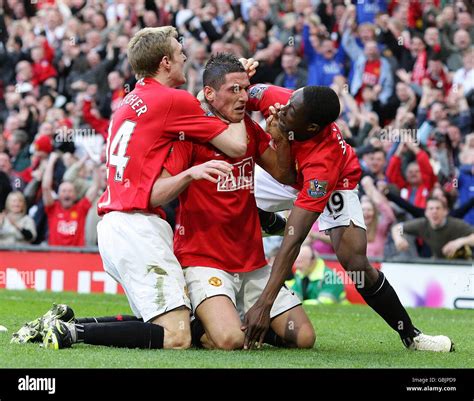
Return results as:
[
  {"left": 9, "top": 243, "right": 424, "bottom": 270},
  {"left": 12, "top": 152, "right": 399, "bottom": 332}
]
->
[
  {"left": 164, "top": 115, "right": 270, "bottom": 273},
  {"left": 45, "top": 197, "right": 91, "bottom": 246},
  {"left": 97, "top": 78, "right": 228, "bottom": 218},
  {"left": 247, "top": 84, "right": 361, "bottom": 213}
]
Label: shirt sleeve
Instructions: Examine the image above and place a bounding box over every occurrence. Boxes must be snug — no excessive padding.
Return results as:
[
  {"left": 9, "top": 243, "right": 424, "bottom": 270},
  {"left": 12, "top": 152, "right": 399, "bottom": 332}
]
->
[
  {"left": 450, "top": 218, "right": 474, "bottom": 236},
  {"left": 44, "top": 201, "right": 56, "bottom": 216},
  {"left": 78, "top": 197, "right": 92, "bottom": 213},
  {"left": 163, "top": 141, "right": 194, "bottom": 176},
  {"left": 402, "top": 218, "right": 426, "bottom": 236},
  {"left": 164, "top": 91, "right": 228, "bottom": 143},
  {"left": 246, "top": 84, "right": 293, "bottom": 118},
  {"left": 294, "top": 149, "right": 341, "bottom": 213}
]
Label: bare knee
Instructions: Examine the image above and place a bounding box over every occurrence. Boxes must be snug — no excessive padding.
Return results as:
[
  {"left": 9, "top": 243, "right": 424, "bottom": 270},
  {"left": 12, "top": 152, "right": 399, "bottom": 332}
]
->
[
  {"left": 163, "top": 328, "right": 191, "bottom": 350},
  {"left": 295, "top": 324, "right": 316, "bottom": 349},
  {"left": 212, "top": 330, "right": 244, "bottom": 350}
]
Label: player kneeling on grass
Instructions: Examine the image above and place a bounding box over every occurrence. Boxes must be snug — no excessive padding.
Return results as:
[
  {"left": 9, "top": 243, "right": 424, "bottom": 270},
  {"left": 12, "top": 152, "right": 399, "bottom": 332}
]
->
[
  {"left": 11, "top": 27, "right": 248, "bottom": 350},
  {"left": 241, "top": 81, "right": 453, "bottom": 352},
  {"left": 151, "top": 53, "right": 315, "bottom": 350}
]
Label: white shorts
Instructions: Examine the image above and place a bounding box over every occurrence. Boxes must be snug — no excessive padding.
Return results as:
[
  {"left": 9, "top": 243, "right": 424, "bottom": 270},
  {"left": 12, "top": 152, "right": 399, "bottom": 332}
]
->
[
  {"left": 255, "top": 167, "right": 366, "bottom": 232},
  {"left": 184, "top": 265, "right": 301, "bottom": 320},
  {"left": 97, "top": 212, "right": 190, "bottom": 322},
  {"left": 318, "top": 189, "right": 367, "bottom": 232},
  {"left": 255, "top": 165, "right": 298, "bottom": 212}
]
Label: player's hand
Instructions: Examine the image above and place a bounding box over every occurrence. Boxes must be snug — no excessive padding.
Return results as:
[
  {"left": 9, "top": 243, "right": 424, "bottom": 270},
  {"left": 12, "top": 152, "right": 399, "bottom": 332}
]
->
[
  {"left": 266, "top": 106, "right": 287, "bottom": 144},
  {"left": 442, "top": 239, "right": 463, "bottom": 258},
  {"left": 239, "top": 57, "right": 259, "bottom": 79},
  {"left": 189, "top": 160, "right": 233, "bottom": 183},
  {"left": 241, "top": 301, "right": 272, "bottom": 350}
]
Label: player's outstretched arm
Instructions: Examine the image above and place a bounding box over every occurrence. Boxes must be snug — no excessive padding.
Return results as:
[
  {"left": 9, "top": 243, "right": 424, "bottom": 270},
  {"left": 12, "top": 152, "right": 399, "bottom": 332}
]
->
[
  {"left": 150, "top": 161, "right": 233, "bottom": 208},
  {"left": 209, "top": 119, "right": 247, "bottom": 158},
  {"left": 242, "top": 206, "right": 320, "bottom": 349},
  {"left": 257, "top": 106, "right": 296, "bottom": 185}
]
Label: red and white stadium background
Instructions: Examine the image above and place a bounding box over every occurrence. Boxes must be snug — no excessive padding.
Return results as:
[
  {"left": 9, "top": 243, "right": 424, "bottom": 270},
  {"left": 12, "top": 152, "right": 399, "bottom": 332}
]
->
[{"left": 1, "top": 246, "right": 472, "bottom": 309}]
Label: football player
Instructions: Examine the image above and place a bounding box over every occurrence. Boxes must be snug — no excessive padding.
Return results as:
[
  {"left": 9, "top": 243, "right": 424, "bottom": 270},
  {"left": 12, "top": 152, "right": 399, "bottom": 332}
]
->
[
  {"left": 12, "top": 27, "right": 247, "bottom": 350},
  {"left": 240, "top": 82, "right": 454, "bottom": 352},
  {"left": 151, "top": 53, "right": 316, "bottom": 350}
]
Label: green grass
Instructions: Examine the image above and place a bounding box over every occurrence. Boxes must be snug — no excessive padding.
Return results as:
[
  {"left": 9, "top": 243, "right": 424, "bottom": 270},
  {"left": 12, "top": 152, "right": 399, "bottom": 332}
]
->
[{"left": 0, "top": 289, "right": 472, "bottom": 368}]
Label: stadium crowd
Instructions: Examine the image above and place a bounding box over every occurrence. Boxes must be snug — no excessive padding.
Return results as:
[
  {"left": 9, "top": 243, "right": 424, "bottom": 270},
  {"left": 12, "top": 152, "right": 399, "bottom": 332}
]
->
[{"left": 0, "top": 0, "right": 473, "bottom": 266}]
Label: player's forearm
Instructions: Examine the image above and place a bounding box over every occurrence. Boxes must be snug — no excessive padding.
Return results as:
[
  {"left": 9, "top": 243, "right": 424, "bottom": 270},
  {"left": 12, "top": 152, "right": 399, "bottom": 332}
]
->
[
  {"left": 259, "top": 207, "right": 319, "bottom": 304},
  {"left": 262, "top": 235, "right": 305, "bottom": 305},
  {"left": 272, "top": 139, "right": 296, "bottom": 185},
  {"left": 149, "top": 171, "right": 193, "bottom": 208},
  {"left": 210, "top": 120, "right": 247, "bottom": 158}
]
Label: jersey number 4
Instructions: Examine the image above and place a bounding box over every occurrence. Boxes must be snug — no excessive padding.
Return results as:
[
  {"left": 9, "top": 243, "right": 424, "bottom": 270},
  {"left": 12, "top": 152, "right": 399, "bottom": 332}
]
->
[
  {"left": 98, "top": 120, "right": 136, "bottom": 209},
  {"left": 106, "top": 120, "right": 136, "bottom": 182}
]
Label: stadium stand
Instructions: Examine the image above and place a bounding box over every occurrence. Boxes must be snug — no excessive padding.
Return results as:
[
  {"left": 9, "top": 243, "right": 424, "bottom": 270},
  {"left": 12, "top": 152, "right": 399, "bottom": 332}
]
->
[{"left": 0, "top": 0, "right": 473, "bottom": 263}]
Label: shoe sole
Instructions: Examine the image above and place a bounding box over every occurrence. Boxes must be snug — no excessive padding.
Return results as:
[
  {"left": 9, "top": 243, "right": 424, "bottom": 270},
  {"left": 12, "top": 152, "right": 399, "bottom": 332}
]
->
[{"left": 42, "top": 328, "right": 60, "bottom": 350}]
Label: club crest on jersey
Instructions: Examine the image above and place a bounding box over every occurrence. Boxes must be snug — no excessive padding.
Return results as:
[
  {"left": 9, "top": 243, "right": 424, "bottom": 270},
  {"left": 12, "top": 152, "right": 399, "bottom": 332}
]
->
[
  {"left": 307, "top": 180, "right": 328, "bottom": 198},
  {"left": 248, "top": 84, "right": 268, "bottom": 99}
]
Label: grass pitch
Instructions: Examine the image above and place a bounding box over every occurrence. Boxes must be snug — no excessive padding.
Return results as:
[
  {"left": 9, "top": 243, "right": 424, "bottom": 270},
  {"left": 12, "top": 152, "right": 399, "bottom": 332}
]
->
[{"left": 0, "top": 289, "right": 472, "bottom": 368}]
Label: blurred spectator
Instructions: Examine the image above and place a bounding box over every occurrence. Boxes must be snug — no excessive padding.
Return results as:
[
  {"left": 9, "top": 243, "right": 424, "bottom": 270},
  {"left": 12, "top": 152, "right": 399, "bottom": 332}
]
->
[
  {"left": 392, "top": 197, "right": 474, "bottom": 259},
  {"left": 0, "top": 0, "right": 472, "bottom": 257},
  {"left": 446, "top": 29, "right": 472, "bottom": 72},
  {"left": 360, "top": 176, "right": 395, "bottom": 258},
  {"left": 0, "top": 170, "right": 12, "bottom": 211},
  {"left": 348, "top": 40, "right": 394, "bottom": 106},
  {"left": 452, "top": 48, "right": 474, "bottom": 96},
  {"left": 62, "top": 154, "right": 107, "bottom": 246},
  {"left": 274, "top": 45, "right": 307, "bottom": 90},
  {"left": 0, "top": 151, "right": 25, "bottom": 191},
  {"left": 458, "top": 134, "right": 474, "bottom": 225},
  {"left": 7, "top": 130, "right": 30, "bottom": 172},
  {"left": 183, "top": 43, "right": 208, "bottom": 96},
  {"left": 286, "top": 245, "right": 346, "bottom": 305},
  {"left": 0, "top": 191, "right": 36, "bottom": 245},
  {"left": 302, "top": 10, "right": 344, "bottom": 87},
  {"left": 307, "top": 220, "right": 334, "bottom": 256},
  {"left": 385, "top": 183, "right": 474, "bottom": 225},
  {"left": 356, "top": 0, "right": 387, "bottom": 24},
  {"left": 386, "top": 139, "right": 437, "bottom": 208},
  {"left": 42, "top": 152, "right": 98, "bottom": 246}
]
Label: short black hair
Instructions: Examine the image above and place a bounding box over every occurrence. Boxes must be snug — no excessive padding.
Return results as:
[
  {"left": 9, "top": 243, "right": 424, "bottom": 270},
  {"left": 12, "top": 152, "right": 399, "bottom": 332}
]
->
[
  {"left": 203, "top": 53, "right": 245, "bottom": 90},
  {"left": 369, "top": 147, "right": 386, "bottom": 157},
  {"left": 303, "top": 86, "right": 340, "bottom": 128}
]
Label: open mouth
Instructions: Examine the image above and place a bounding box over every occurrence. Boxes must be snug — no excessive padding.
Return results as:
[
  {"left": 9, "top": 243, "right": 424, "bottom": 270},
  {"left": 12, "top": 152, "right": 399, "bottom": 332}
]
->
[{"left": 235, "top": 105, "right": 245, "bottom": 113}]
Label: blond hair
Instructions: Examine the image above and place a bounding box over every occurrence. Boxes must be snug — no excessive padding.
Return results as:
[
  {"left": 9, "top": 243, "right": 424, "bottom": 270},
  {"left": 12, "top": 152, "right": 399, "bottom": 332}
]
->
[
  {"left": 5, "top": 191, "right": 27, "bottom": 215},
  {"left": 127, "top": 26, "right": 178, "bottom": 79}
]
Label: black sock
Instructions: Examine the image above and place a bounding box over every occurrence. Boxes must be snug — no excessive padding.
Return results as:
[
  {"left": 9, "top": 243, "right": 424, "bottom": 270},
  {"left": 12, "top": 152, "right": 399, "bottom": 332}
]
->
[
  {"left": 258, "top": 209, "right": 286, "bottom": 235},
  {"left": 77, "top": 321, "right": 164, "bottom": 349},
  {"left": 357, "top": 271, "right": 418, "bottom": 345},
  {"left": 75, "top": 315, "right": 142, "bottom": 324},
  {"left": 263, "top": 328, "right": 287, "bottom": 348},
  {"left": 190, "top": 318, "right": 205, "bottom": 348}
]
